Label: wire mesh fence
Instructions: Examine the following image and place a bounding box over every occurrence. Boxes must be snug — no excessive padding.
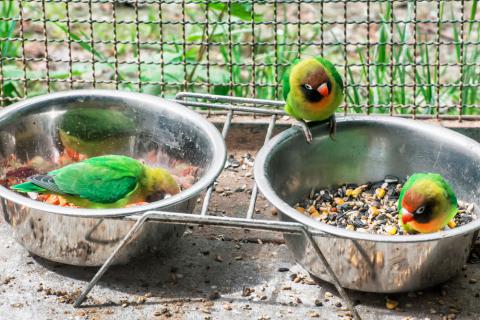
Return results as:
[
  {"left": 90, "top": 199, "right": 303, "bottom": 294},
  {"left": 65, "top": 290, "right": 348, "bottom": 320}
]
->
[{"left": 0, "top": 0, "right": 478, "bottom": 118}]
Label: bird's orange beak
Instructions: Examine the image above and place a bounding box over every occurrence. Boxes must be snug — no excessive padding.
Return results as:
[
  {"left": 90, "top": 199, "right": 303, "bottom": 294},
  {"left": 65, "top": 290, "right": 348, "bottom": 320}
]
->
[
  {"left": 401, "top": 208, "right": 414, "bottom": 224},
  {"left": 317, "top": 83, "right": 329, "bottom": 97}
]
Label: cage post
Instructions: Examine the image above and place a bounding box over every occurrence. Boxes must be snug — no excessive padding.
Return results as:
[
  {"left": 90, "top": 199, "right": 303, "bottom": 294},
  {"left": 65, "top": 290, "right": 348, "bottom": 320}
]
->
[
  {"left": 112, "top": 1, "right": 119, "bottom": 90},
  {"left": 458, "top": 0, "right": 465, "bottom": 121},
  {"left": 343, "top": 0, "right": 348, "bottom": 115},
  {"left": 435, "top": 0, "right": 441, "bottom": 119},
  {"left": 41, "top": 0, "right": 51, "bottom": 93},
  {"left": 87, "top": 0, "right": 96, "bottom": 88},
  {"left": 412, "top": 0, "right": 417, "bottom": 119},
  {"left": 65, "top": 0, "right": 73, "bottom": 89}
]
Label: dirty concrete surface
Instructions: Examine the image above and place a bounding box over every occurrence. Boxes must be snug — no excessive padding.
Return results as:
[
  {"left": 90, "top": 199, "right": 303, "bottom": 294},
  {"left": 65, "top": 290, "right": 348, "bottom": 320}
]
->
[{"left": 1, "top": 121, "right": 480, "bottom": 320}]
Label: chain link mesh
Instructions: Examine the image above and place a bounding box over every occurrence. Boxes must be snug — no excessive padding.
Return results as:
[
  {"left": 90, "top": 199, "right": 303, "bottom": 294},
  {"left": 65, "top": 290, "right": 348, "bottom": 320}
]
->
[{"left": 0, "top": 0, "right": 478, "bottom": 118}]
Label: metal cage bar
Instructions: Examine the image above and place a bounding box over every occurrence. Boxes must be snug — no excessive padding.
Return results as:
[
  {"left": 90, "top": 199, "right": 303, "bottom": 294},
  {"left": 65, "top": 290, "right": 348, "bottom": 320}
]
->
[{"left": 0, "top": 0, "right": 478, "bottom": 117}]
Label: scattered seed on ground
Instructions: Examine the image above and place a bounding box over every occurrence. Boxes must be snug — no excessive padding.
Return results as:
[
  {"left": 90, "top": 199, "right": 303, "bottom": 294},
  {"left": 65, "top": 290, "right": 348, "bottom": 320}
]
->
[
  {"left": 314, "top": 299, "right": 323, "bottom": 306},
  {"left": 208, "top": 291, "right": 221, "bottom": 300}
]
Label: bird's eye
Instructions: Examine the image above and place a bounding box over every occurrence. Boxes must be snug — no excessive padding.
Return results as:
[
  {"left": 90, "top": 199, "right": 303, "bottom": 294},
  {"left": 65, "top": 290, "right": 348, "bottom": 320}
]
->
[
  {"left": 415, "top": 206, "right": 425, "bottom": 214},
  {"left": 303, "top": 84, "right": 313, "bottom": 90}
]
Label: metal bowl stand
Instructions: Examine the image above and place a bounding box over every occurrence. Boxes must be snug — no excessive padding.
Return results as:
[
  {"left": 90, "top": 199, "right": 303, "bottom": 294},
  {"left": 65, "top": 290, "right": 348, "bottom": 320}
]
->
[{"left": 72, "top": 92, "right": 363, "bottom": 320}]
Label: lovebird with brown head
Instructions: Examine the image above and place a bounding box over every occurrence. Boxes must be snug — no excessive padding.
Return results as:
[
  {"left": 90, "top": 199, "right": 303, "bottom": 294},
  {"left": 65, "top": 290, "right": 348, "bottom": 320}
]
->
[
  {"left": 283, "top": 56, "right": 344, "bottom": 143},
  {"left": 399, "top": 173, "right": 458, "bottom": 234},
  {"left": 11, "top": 155, "right": 180, "bottom": 209}
]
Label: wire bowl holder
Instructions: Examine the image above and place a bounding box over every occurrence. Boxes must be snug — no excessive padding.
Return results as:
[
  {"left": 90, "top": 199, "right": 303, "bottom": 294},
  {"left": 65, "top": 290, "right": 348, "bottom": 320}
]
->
[{"left": 70, "top": 92, "right": 361, "bottom": 320}]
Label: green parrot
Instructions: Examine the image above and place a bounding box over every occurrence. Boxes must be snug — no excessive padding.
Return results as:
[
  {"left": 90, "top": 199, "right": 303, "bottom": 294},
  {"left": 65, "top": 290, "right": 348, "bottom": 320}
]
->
[
  {"left": 59, "top": 108, "right": 136, "bottom": 158},
  {"left": 283, "top": 56, "right": 344, "bottom": 143},
  {"left": 10, "top": 155, "right": 180, "bottom": 209},
  {"left": 398, "top": 173, "right": 458, "bottom": 234}
]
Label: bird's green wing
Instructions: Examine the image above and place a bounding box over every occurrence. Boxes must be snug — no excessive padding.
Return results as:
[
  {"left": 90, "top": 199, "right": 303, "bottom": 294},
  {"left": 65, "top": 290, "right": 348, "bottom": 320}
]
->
[
  {"left": 51, "top": 155, "right": 144, "bottom": 203},
  {"left": 398, "top": 173, "right": 458, "bottom": 232},
  {"left": 429, "top": 173, "right": 458, "bottom": 208},
  {"left": 59, "top": 108, "right": 135, "bottom": 141},
  {"left": 429, "top": 173, "right": 458, "bottom": 223}
]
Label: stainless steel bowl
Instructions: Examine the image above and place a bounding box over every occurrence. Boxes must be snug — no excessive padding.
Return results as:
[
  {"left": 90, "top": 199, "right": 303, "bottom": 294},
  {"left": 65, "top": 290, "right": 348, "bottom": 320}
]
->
[
  {"left": 0, "top": 90, "right": 226, "bottom": 266},
  {"left": 255, "top": 116, "right": 480, "bottom": 293}
]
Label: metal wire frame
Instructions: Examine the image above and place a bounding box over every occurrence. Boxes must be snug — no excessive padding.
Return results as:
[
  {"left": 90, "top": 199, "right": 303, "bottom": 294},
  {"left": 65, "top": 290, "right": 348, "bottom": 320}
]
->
[
  {"left": 71, "top": 92, "right": 361, "bottom": 320},
  {"left": 0, "top": 1, "right": 478, "bottom": 118}
]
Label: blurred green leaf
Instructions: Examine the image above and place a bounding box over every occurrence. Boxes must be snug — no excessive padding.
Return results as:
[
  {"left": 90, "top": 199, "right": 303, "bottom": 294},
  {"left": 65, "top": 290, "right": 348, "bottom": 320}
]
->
[
  {"left": 0, "top": 0, "right": 18, "bottom": 57},
  {"left": 2, "top": 81, "right": 19, "bottom": 98},
  {"left": 208, "top": 3, "right": 263, "bottom": 22},
  {"left": 55, "top": 24, "right": 105, "bottom": 61},
  {"left": 469, "top": 0, "right": 478, "bottom": 34}
]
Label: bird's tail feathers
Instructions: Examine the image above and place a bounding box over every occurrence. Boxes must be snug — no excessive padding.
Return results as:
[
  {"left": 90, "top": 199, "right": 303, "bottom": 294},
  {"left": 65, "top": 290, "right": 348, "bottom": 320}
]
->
[{"left": 10, "top": 182, "right": 46, "bottom": 193}]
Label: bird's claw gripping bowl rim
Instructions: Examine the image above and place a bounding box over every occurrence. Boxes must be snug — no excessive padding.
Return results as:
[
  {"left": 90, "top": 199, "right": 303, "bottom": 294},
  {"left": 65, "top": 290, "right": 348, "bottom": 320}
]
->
[
  {"left": 254, "top": 115, "right": 480, "bottom": 243},
  {"left": 0, "top": 90, "right": 226, "bottom": 218}
]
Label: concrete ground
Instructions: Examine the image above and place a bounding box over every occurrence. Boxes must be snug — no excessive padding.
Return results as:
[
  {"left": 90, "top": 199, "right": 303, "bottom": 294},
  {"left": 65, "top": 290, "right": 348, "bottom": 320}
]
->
[
  {"left": 1, "top": 222, "right": 480, "bottom": 320},
  {"left": 1, "top": 121, "right": 480, "bottom": 320}
]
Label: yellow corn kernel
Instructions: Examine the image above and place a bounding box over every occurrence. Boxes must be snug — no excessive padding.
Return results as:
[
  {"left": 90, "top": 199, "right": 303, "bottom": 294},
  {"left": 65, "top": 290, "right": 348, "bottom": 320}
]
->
[
  {"left": 385, "top": 298, "right": 398, "bottom": 310},
  {"left": 351, "top": 187, "right": 364, "bottom": 198},
  {"left": 310, "top": 209, "right": 320, "bottom": 218},
  {"left": 369, "top": 206, "right": 380, "bottom": 216},
  {"left": 375, "top": 188, "right": 386, "bottom": 199},
  {"left": 448, "top": 220, "right": 457, "bottom": 229},
  {"left": 386, "top": 226, "right": 397, "bottom": 235},
  {"left": 58, "top": 196, "right": 68, "bottom": 206},
  {"left": 317, "top": 213, "right": 328, "bottom": 221},
  {"left": 334, "top": 197, "right": 345, "bottom": 205},
  {"left": 46, "top": 194, "right": 59, "bottom": 205},
  {"left": 296, "top": 207, "right": 305, "bottom": 213},
  {"left": 345, "top": 189, "right": 353, "bottom": 197},
  {"left": 308, "top": 205, "right": 318, "bottom": 214}
]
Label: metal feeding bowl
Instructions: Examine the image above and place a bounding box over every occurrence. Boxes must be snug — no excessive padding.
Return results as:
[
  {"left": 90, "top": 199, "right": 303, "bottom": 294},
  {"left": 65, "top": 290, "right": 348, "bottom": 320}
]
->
[
  {"left": 0, "top": 90, "right": 226, "bottom": 266},
  {"left": 255, "top": 116, "right": 480, "bottom": 293}
]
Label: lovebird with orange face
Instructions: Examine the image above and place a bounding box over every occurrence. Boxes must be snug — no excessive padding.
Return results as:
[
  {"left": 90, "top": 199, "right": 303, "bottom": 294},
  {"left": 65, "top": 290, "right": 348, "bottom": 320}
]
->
[
  {"left": 399, "top": 173, "right": 458, "bottom": 234},
  {"left": 283, "top": 56, "right": 344, "bottom": 143}
]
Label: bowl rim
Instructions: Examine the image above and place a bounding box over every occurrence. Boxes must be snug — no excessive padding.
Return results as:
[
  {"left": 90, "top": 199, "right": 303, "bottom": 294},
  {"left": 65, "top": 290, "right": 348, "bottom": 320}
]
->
[
  {"left": 254, "top": 115, "right": 480, "bottom": 243},
  {"left": 0, "top": 89, "right": 227, "bottom": 218}
]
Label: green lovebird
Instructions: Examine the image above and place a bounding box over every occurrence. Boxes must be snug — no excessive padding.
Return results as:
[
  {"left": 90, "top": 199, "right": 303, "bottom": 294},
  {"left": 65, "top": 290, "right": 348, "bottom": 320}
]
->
[
  {"left": 10, "top": 155, "right": 180, "bottom": 209},
  {"left": 283, "top": 56, "right": 344, "bottom": 143},
  {"left": 59, "top": 108, "right": 136, "bottom": 158},
  {"left": 398, "top": 173, "right": 458, "bottom": 234}
]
